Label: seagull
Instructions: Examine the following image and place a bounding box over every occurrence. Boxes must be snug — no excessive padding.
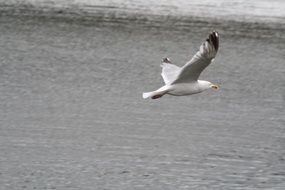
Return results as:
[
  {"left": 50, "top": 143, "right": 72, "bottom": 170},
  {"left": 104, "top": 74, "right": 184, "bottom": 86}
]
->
[{"left": 142, "top": 31, "right": 220, "bottom": 99}]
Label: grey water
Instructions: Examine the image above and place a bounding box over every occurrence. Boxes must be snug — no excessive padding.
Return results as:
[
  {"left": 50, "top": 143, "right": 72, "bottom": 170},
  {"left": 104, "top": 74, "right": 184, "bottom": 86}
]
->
[{"left": 0, "top": 1, "right": 285, "bottom": 190}]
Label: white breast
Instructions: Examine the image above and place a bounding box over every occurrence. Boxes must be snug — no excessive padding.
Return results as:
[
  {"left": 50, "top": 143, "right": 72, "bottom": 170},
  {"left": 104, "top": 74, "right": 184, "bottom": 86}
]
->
[{"left": 167, "top": 82, "right": 202, "bottom": 96}]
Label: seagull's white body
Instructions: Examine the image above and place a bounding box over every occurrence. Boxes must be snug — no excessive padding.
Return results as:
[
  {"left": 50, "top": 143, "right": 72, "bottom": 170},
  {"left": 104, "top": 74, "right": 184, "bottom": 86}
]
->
[
  {"left": 143, "top": 80, "right": 212, "bottom": 99},
  {"left": 143, "top": 31, "right": 220, "bottom": 99}
]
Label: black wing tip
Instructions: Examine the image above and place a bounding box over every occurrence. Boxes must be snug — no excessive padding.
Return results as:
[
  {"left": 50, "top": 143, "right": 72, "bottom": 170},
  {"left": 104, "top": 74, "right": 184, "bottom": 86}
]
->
[
  {"left": 207, "top": 31, "right": 219, "bottom": 51},
  {"left": 162, "top": 57, "right": 172, "bottom": 63}
]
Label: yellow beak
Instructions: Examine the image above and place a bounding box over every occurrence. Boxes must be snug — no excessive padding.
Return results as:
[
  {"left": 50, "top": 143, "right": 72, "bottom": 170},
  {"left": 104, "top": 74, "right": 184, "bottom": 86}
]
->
[{"left": 211, "top": 84, "right": 219, "bottom": 90}]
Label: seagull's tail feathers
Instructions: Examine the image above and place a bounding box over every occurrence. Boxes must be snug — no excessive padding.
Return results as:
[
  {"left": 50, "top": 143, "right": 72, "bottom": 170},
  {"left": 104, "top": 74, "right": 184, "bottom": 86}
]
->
[
  {"left": 143, "top": 85, "right": 171, "bottom": 99},
  {"left": 142, "top": 92, "right": 154, "bottom": 99},
  {"left": 142, "top": 90, "right": 167, "bottom": 99}
]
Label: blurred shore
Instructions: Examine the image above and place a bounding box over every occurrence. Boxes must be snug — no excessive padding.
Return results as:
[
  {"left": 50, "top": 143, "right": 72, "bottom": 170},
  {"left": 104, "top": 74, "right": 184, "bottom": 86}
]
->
[
  {"left": 1, "top": 0, "right": 285, "bottom": 23},
  {"left": 1, "top": 0, "right": 285, "bottom": 45}
]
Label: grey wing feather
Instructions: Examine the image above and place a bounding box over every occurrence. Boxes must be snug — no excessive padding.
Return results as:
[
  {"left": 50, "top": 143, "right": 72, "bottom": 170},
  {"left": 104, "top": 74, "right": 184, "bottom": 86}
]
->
[
  {"left": 171, "top": 31, "right": 219, "bottom": 84},
  {"left": 161, "top": 60, "right": 181, "bottom": 84}
]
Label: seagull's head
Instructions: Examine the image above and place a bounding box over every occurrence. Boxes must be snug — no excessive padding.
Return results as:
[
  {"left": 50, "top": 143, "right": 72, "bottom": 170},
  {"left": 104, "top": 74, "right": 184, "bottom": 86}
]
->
[{"left": 198, "top": 80, "right": 219, "bottom": 91}]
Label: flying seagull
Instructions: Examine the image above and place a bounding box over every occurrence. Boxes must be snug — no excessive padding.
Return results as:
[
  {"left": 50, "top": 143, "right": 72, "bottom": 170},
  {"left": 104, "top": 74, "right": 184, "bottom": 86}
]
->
[{"left": 143, "top": 31, "right": 219, "bottom": 99}]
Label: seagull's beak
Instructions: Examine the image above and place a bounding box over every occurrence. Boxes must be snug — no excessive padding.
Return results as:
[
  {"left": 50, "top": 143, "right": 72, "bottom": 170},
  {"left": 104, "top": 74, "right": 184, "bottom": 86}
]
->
[{"left": 211, "top": 84, "right": 219, "bottom": 90}]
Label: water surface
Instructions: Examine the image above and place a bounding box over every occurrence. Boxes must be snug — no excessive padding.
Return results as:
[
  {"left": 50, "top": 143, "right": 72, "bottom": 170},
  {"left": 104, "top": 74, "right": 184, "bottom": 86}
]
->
[{"left": 0, "top": 5, "right": 285, "bottom": 190}]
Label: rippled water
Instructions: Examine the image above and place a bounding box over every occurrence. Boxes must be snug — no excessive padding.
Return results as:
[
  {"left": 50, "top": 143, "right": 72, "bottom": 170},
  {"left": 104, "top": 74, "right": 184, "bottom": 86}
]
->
[{"left": 0, "top": 1, "right": 285, "bottom": 190}]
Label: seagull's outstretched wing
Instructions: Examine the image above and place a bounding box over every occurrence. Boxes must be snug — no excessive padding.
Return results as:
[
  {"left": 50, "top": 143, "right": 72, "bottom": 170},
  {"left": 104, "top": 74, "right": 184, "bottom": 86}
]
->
[
  {"left": 160, "top": 58, "right": 181, "bottom": 85},
  {"left": 171, "top": 31, "right": 219, "bottom": 84}
]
